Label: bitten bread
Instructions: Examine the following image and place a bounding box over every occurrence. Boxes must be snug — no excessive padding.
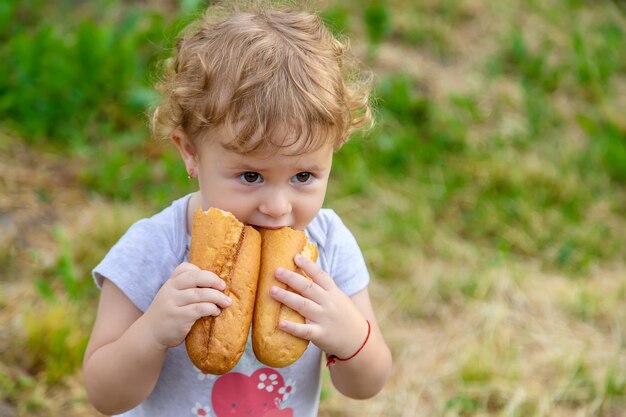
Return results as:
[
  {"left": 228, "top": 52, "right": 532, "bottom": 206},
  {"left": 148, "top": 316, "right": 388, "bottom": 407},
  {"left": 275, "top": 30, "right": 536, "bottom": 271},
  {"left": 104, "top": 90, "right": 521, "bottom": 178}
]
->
[
  {"left": 252, "top": 228, "right": 319, "bottom": 368},
  {"left": 185, "top": 207, "right": 261, "bottom": 375}
]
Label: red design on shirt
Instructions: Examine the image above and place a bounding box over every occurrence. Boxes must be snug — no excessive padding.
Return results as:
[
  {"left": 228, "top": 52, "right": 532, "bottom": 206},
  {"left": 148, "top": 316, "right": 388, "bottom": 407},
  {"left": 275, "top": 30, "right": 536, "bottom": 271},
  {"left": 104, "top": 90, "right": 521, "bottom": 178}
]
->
[{"left": 212, "top": 368, "right": 294, "bottom": 417}]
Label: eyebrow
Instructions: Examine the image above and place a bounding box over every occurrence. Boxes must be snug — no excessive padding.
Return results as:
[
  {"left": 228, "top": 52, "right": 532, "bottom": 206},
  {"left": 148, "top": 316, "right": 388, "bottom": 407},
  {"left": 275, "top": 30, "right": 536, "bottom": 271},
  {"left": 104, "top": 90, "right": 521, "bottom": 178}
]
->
[
  {"left": 225, "top": 152, "right": 331, "bottom": 171},
  {"left": 232, "top": 162, "right": 329, "bottom": 172}
]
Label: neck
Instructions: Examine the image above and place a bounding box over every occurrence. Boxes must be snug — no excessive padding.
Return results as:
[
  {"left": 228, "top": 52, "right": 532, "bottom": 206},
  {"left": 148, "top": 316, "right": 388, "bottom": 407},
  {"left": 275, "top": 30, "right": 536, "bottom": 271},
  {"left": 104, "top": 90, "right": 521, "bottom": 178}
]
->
[{"left": 186, "top": 192, "right": 202, "bottom": 235}]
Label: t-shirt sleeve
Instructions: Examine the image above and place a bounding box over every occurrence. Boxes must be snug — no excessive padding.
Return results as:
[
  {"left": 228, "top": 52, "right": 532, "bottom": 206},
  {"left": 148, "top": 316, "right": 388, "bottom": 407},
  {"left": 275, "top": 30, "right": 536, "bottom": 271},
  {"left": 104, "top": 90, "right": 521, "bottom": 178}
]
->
[
  {"left": 92, "top": 218, "right": 180, "bottom": 312},
  {"left": 313, "top": 210, "right": 370, "bottom": 297}
]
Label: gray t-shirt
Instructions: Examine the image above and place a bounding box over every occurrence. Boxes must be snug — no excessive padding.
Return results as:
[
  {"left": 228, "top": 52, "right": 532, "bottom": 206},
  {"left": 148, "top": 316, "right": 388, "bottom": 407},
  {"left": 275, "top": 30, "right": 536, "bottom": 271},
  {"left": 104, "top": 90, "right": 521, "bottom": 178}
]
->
[{"left": 93, "top": 193, "right": 370, "bottom": 417}]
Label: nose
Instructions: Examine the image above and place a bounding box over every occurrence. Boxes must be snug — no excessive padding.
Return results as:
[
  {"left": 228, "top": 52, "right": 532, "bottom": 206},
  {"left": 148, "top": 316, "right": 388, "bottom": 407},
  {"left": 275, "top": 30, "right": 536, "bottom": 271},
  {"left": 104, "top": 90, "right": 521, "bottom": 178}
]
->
[{"left": 259, "top": 188, "right": 292, "bottom": 219}]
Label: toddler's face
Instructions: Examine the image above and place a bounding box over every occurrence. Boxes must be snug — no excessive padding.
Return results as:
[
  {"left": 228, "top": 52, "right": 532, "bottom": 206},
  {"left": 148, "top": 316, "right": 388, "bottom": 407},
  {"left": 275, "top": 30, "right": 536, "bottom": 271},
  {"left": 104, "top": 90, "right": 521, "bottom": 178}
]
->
[{"left": 193, "top": 137, "right": 333, "bottom": 231}]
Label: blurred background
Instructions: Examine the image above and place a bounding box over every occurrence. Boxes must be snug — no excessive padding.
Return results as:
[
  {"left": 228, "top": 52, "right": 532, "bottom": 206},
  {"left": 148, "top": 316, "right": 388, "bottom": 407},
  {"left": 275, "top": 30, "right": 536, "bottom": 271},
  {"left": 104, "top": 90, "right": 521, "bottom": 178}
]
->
[{"left": 1, "top": 0, "right": 626, "bottom": 416}]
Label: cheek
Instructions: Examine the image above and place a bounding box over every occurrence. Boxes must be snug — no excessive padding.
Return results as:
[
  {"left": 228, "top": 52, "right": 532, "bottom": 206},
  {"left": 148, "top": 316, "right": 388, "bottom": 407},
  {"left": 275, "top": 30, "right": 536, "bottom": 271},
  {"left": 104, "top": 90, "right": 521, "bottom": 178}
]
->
[
  {"left": 293, "top": 189, "right": 327, "bottom": 228},
  {"left": 202, "top": 195, "right": 257, "bottom": 222},
  {"left": 198, "top": 183, "right": 256, "bottom": 219}
]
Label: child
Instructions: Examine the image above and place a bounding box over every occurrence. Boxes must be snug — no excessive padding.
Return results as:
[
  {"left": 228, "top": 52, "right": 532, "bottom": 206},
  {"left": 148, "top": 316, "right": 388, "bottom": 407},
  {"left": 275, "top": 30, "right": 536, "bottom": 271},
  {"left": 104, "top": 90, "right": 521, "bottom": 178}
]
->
[{"left": 83, "top": 5, "right": 392, "bottom": 417}]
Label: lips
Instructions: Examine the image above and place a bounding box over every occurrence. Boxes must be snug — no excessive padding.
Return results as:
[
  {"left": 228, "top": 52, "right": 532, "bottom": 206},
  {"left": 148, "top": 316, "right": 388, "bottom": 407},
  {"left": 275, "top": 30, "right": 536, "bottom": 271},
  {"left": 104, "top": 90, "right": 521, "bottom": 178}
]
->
[{"left": 252, "top": 225, "right": 290, "bottom": 230}]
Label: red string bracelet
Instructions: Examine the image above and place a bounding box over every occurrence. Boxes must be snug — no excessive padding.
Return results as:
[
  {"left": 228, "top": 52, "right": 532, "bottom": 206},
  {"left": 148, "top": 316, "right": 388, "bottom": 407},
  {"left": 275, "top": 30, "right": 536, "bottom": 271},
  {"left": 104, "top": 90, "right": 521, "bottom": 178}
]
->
[{"left": 326, "top": 320, "right": 371, "bottom": 367}]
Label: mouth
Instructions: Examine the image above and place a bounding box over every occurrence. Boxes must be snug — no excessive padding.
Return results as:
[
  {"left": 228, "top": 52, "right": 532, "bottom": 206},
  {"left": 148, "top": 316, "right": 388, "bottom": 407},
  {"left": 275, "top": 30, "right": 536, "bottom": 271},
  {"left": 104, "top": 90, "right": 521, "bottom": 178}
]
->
[{"left": 251, "top": 225, "right": 290, "bottom": 231}]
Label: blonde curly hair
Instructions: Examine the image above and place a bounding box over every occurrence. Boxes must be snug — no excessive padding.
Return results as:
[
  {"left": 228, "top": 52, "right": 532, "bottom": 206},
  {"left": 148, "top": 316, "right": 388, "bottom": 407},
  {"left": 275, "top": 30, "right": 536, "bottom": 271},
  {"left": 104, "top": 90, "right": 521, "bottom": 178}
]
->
[{"left": 151, "top": 5, "right": 372, "bottom": 154}]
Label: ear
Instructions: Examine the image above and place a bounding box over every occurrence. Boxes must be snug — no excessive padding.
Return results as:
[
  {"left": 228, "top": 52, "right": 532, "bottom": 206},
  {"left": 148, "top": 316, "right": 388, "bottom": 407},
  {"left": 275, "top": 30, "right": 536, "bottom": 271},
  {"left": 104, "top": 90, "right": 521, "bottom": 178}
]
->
[{"left": 170, "top": 128, "right": 198, "bottom": 177}]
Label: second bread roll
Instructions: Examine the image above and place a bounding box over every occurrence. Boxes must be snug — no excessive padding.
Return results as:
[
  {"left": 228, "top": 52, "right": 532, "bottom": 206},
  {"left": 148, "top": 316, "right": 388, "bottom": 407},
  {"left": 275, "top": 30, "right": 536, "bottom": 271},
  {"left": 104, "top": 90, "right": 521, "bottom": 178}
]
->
[{"left": 252, "top": 228, "right": 318, "bottom": 368}]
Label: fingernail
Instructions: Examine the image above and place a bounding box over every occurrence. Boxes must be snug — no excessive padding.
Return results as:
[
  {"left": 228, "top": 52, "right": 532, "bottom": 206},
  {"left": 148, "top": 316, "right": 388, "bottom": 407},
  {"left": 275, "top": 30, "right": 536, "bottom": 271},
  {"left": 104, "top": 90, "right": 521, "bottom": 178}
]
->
[
  {"left": 275, "top": 267, "right": 285, "bottom": 277},
  {"left": 225, "top": 296, "right": 232, "bottom": 305},
  {"left": 295, "top": 254, "right": 305, "bottom": 263},
  {"left": 270, "top": 286, "right": 279, "bottom": 295}
]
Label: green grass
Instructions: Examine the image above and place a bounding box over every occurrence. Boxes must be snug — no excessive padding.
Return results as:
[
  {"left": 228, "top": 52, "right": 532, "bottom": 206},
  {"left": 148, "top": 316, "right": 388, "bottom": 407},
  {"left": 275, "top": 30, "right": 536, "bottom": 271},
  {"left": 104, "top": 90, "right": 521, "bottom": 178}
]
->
[
  {"left": 0, "top": 1, "right": 166, "bottom": 145},
  {"left": 1, "top": 0, "right": 626, "bottom": 415}
]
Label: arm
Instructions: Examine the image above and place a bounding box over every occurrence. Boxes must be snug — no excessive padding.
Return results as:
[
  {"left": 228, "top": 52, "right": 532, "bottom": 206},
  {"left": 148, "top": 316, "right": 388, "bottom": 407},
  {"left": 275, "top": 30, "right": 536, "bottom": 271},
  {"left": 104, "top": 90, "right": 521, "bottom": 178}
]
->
[
  {"left": 82, "top": 279, "right": 167, "bottom": 414},
  {"left": 270, "top": 255, "right": 393, "bottom": 399},
  {"left": 325, "top": 288, "right": 392, "bottom": 398},
  {"left": 83, "top": 263, "right": 231, "bottom": 415}
]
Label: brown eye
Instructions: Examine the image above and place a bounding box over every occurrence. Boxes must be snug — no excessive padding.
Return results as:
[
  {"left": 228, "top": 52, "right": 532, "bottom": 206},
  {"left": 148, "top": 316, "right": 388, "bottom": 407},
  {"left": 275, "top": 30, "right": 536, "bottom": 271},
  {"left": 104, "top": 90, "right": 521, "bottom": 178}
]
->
[
  {"left": 292, "top": 172, "right": 311, "bottom": 183},
  {"left": 240, "top": 172, "right": 262, "bottom": 183}
]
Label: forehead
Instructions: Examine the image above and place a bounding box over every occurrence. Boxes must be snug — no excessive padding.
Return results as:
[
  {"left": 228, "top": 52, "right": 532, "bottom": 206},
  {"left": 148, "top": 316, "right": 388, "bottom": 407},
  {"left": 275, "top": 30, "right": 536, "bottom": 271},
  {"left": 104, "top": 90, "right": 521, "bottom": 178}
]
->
[
  {"left": 225, "top": 141, "right": 333, "bottom": 168},
  {"left": 202, "top": 122, "right": 336, "bottom": 158},
  {"left": 197, "top": 134, "right": 333, "bottom": 171}
]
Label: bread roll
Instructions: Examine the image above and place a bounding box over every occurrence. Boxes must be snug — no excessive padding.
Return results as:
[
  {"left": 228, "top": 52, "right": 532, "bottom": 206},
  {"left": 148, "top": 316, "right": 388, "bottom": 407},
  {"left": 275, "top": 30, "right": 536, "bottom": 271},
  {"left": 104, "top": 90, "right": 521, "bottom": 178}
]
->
[
  {"left": 252, "top": 228, "right": 318, "bottom": 368},
  {"left": 185, "top": 207, "right": 261, "bottom": 374}
]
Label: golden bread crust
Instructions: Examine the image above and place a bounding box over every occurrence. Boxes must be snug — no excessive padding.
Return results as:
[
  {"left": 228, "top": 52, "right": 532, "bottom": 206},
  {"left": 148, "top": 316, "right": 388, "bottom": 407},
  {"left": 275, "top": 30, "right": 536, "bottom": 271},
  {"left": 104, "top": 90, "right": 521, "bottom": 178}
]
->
[
  {"left": 185, "top": 208, "right": 261, "bottom": 374},
  {"left": 252, "top": 228, "right": 319, "bottom": 368},
  {"left": 185, "top": 207, "right": 318, "bottom": 372}
]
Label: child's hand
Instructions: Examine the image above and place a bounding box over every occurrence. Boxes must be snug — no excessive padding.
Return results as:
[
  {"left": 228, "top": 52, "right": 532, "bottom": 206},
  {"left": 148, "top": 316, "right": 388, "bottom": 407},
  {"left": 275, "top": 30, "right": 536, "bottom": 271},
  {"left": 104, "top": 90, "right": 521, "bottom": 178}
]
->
[
  {"left": 270, "top": 255, "right": 369, "bottom": 359},
  {"left": 143, "top": 262, "right": 232, "bottom": 349}
]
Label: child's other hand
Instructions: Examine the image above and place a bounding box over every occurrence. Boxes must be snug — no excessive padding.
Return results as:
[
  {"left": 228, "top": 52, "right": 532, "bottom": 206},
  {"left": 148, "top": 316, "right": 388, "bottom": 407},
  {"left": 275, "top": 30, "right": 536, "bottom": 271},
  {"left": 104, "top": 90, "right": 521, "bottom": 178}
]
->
[
  {"left": 270, "top": 255, "right": 369, "bottom": 359},
  {"left": 144, "top": 262, "right": 232, "bottom": 349}
]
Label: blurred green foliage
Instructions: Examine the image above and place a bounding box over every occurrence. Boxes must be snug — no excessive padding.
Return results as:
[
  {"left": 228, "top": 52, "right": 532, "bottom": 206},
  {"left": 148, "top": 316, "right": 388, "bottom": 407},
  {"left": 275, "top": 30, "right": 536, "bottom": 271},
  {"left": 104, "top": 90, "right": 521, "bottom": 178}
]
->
[
  {"left": 320, "top": 3, "right": 351, "bottom": 35},
  {"left": 0, "top": 0, "right": 174, "bottom": 146},
  {"left": 22, "top": 302, "right": 89, "bottom": 384},
  {"left": 0, "top": 0, "right": 623, "bottom": 271},
  {"left": 2, "top": 0, "right": 626, "bottom": 403},
  {"left": 0, "top": 0, "right": 200, "bottom": 203},
  {"left": 364, "top": 0, "right": 391, "bottom": 46}
]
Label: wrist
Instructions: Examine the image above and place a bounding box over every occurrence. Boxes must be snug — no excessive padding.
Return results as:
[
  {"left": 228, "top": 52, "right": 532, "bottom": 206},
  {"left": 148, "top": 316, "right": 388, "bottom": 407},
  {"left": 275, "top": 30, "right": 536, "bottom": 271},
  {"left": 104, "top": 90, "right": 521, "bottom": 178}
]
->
[
  {"left": 326, "top": 320, "right": 371, "bottom": 367},
  {"left": 136, "top": 314, "right": 171, "bottom": 353}
]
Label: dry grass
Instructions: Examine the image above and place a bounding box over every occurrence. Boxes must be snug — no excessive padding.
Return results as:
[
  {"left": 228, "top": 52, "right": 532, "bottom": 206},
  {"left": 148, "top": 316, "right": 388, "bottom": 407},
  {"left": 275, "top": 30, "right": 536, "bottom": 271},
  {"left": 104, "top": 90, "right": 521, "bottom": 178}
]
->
[{"left": 320, "top": 259, "right": 626, "bottom": 417}]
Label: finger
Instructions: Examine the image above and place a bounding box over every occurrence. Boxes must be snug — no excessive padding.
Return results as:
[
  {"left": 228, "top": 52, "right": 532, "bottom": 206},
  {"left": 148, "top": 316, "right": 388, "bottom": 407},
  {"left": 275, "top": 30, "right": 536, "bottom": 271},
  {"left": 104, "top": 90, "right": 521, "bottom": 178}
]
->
[
  {"left": 294, "top": 254, "right": 334, "bottom": 291},
  {"left": 193, "top": 270, "right": 227, "bottom": 290},
  {"left": 278, "top": 319, "right": 318, "bottom": 341},
  {"left": 174, "top": 269, "right": 226, "bottom": 291},
  {"left": 171, "top": 262, "right": 199, "bottom": 279},
  {"left": 275, "top": 267, "right": 324, "bottom": 304},
  {"left": 179, "top": 287, "right": 232, "bottom": 309},
  {"left": 270, "top": 285, "right": 321, "bottom": 318},
  {"left": 184, "top": 302, "right": 222, "bottom": 319}
]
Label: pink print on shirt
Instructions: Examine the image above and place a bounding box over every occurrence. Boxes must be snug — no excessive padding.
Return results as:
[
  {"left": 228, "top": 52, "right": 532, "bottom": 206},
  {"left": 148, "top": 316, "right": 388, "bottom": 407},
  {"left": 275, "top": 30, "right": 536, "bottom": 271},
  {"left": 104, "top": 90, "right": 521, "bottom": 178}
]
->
[{"left": 209, "top": 368, "right": 294, "bottom": 417}]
